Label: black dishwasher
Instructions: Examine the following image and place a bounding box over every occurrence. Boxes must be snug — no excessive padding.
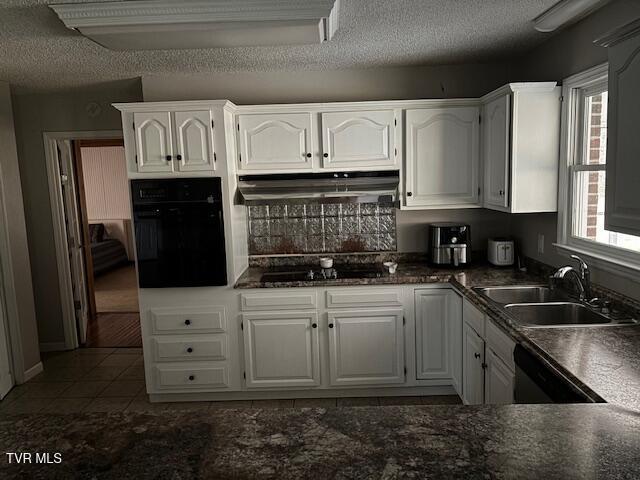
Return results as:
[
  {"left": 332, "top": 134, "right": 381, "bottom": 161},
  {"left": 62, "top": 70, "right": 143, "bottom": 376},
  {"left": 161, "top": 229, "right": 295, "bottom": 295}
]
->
[
  {"left": 131, "top": 178, "right": 227, "bottom": 288},
  {"left": 513, "top": 345, "right": 596, "bottom": 404}
]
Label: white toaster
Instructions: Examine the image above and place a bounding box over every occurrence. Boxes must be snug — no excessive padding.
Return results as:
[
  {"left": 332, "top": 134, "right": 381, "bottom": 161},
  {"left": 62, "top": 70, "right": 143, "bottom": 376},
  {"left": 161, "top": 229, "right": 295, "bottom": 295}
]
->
[{"left": 488, "top": 238, "right": 515, "bottom": 266}]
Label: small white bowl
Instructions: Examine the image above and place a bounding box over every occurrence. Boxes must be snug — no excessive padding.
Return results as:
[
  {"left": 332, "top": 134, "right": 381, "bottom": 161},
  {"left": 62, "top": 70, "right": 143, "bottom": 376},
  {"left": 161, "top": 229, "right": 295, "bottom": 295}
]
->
[
  {"left": 319, "top": 257, "right": 333, "bottom": 269},
  {"left": 383, "top": 261, "right": 398, "bottom": 274}
]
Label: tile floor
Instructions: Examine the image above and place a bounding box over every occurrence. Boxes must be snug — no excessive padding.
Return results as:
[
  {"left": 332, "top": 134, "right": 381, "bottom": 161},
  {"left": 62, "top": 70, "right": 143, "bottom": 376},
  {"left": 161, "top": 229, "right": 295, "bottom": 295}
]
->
[{"left": 0, "top": 348, "right": 461, "bottom": 414}]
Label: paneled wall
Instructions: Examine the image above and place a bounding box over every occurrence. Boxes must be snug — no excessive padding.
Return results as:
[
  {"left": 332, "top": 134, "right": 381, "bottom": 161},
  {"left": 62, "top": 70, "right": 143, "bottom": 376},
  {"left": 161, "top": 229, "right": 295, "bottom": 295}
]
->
[{"left": 81, "top": 146, "right": 130, "bottom": 221}]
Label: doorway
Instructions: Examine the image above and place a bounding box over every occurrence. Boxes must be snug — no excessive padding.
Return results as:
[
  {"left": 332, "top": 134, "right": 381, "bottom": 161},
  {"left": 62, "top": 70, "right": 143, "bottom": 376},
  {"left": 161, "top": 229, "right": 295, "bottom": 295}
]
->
[{"left": 44, "top": 132, "right": 142, "bottom": 350}]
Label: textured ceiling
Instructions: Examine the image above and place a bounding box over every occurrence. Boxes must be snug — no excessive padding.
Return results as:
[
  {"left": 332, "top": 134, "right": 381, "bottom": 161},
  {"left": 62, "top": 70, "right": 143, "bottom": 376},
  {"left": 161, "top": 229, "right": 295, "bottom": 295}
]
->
[{"left": 0, "top": 0, "right": 559, "bottom": 93}]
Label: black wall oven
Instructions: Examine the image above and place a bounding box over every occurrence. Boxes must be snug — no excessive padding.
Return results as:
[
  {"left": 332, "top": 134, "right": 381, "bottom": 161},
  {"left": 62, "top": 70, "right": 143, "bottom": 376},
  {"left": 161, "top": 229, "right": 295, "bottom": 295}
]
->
[{"left": 131, "top": 178, "right": 227, "bottom": 288}]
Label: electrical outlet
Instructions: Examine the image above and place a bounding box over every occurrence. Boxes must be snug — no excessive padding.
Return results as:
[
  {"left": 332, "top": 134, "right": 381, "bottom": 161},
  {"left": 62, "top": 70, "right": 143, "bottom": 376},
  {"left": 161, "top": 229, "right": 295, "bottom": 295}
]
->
[{"left": 537, "top": 234, "right": 545, "bottom": 255}]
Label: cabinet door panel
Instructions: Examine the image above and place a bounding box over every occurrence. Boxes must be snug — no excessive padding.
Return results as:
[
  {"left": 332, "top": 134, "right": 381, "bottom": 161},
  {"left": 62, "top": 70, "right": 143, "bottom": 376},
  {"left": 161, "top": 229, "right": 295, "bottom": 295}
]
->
[
  {"left": 328, "top": 308, "right": 404, "bottom": 386},
  {"left": 134, "top": 112, "right": 174, "bottom": 173},
  {"left": 174, "top": 110, "right": 214, "bottom": 172},
  {"left": 406, "top": 107, "right": 479, "bottom": 207},
  {"left": 415, "top": 290, "right": 452, "bottom": 380},
  {"left": 483, "top": 95, "right": 510, "bottom": 209},
  {"left": 321, "top": 110, "right": 396, "bottom": 168},
  {"left": 243, "top": 311, "right": 319, "bottom": 388},
  {"left": 462, "top": 323, "right": 484, "bottom": 405},
  {"left": 238, "top": 113, "right": 313, "bottom": 171},
  {"left": 605, "top": 32, "right": 640, "bottom": 236},
  {"left": 485, "top": 348, "right": 514, "bottom": 404}
]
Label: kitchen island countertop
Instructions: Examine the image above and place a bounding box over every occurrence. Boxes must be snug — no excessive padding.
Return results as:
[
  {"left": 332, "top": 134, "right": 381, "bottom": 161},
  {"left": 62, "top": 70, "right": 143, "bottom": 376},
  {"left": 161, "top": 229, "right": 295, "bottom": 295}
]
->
[{"left": 1, "top": 404, "right": 639, "bottom": 479}]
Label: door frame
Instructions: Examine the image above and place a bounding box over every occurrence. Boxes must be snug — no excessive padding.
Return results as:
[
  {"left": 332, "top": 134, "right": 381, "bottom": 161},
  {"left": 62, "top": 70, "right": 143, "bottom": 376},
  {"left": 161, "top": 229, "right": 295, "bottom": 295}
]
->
[
  {"left": 72, "top": 138, "right": 126, "bottom": 326},
  {"left": 43, "top": 130, "right": 123, "bottom": 350}
]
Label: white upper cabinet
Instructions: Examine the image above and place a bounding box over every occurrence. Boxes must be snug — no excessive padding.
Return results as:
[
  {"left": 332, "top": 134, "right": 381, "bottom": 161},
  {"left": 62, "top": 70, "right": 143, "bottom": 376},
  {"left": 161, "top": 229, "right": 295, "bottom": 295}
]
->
[
  {"left": 321, "top": 110, "right": 397, "bottom": 169},
  {"left": 134, "top": 111, "right": 174, "bottom": 173},
  {"left": 130, "top": 109, "right": 216, "bottom": 176},
  {"left": 481, "top": 83, "right": 561, "bottom": 213},
  {"left": 483, "top": 95, "right": 510, "bottom": 209},
  {"left": 238, "top": 113, "right": 313, "bottom": 172},
  {"left": 327, "top": 308, "right": 405, "bottom": 386},
  {"left": 405, "top": 106, "right": 480, "bottom": 208},
  {"left": 597, "top": 20, "right": 640, "bottom": 236},
  {"left": 174, "top": 110, "right": 215, "bottom": 172},
  {"left": 242, "top": 311, "right": 320, "bottom": 388}
]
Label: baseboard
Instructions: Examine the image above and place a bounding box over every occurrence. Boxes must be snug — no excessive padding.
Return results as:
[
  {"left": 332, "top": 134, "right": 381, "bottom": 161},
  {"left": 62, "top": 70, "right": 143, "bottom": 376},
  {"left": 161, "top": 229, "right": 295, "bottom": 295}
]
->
[
  {"left": 39, "top": 342, "right": 69, "bottom": 352},
  {"left": 22, "top": 362, "right": 43, "bottom": 383}
]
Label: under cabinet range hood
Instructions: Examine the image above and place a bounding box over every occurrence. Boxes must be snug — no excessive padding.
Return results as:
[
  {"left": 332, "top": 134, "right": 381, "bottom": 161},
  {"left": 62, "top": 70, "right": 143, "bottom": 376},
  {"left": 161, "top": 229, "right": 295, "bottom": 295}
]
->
[{"left": 237, "top": 171, "right": 400, "bottom": 206}]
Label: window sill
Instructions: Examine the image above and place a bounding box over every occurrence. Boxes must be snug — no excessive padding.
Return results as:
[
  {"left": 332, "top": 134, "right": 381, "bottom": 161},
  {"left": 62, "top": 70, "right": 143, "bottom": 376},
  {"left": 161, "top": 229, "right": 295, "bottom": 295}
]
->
[{"left": 553, "top": 243, "right": 640, "bottom": 282}]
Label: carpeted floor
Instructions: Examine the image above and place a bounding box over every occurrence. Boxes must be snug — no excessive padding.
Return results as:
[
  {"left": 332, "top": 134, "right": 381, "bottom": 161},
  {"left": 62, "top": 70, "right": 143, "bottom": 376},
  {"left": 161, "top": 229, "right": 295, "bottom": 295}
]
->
[{"left": 94, "top": 264, "right": 139, "bottom": 313}]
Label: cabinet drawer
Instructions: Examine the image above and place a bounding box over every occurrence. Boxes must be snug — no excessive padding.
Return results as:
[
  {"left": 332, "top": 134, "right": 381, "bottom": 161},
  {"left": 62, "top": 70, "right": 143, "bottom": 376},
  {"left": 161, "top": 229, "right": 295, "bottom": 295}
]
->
[
  {"left": 149, "top": 306, "right": 226, "bottom": 334},
  {"left": 325, "top": 288, "right": 402, "bottom": 308},
  {"left": 240, "top": 291, "right": 317, "bottom": 311},
  {"left": 463, "top": 299, "right": 485, "bottom": 338},
  {"left": 486, "top": 319, "right": 515, "bottom": 370},
  {"left": 154, "top": 364, "right": 228, "bottom": 390},
  {"left": 152, "top": 336, "right": 227, "bottom": 362}
]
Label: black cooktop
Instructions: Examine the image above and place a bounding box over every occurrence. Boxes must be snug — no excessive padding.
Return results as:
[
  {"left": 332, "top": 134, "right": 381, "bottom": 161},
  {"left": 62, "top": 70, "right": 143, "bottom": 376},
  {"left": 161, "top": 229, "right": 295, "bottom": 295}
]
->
[{"left": 260, "top": 264, "right": 386, "bottom": 283}]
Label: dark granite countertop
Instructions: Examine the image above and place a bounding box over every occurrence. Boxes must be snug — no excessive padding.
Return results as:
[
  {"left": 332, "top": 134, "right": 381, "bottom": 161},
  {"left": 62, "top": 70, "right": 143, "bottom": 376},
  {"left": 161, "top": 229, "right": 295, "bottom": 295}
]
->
[
  {"left": 1, "top": 404, "right": 639, "bottom": 479},
  {"left": 235, "top": 261, "right": 640, "bottom": 411}
]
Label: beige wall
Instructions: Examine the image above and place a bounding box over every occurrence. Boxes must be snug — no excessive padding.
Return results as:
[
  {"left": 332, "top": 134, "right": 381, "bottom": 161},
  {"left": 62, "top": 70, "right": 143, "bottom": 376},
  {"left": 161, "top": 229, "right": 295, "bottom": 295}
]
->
[
  {"left": 397, "top": 209, "right": 512, "bottom": 254},
  {"left": 0, "top": 82, "right": 41, "bottom": 379},
  {"left": 11, "top": 79, "right": 142, "bottom": 345},
  {"left": 510, "top": 0, "right": 640, "bottom": 300},
  {"left": 142, "top": 63, "right": 510, "bottom": 103}
]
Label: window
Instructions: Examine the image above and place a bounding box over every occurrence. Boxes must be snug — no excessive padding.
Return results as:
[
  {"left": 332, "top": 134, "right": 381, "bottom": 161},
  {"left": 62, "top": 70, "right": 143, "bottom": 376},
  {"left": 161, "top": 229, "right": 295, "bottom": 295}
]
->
[{"left": 558, "top": 64, "right": 640, "bottom": 273}]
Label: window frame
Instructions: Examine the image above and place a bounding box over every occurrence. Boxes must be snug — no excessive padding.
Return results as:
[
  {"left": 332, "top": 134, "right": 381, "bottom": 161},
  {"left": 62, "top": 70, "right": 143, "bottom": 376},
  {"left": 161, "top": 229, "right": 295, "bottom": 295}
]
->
[{"left": 556, "top": 63, "right": 640, "bottom": 280}]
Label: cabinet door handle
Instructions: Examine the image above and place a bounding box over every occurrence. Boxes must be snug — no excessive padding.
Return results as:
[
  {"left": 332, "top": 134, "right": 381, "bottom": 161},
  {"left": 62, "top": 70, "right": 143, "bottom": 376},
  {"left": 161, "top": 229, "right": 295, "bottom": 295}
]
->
[
  {"left": 407, "top": 192, "right": 413, "bottom": 197},
  {"left": 305, "top": 153, "right": 312, "bottom": 158},
  {"left": 184, "top": 319, "right": 191, "bottom": 326},
  {"left": 186, "top": 347, "right": 193, "bottom": 353},
  {"left": 188, "top": 375, "right": 195, "bottom": 381},
  {"left": 328, "top": 323, "right": 334, "bottom": 328},
  {"left": 176, "top": 154, "right": 182, "bottom": 161},
  {"left": 474, "top": 352, "right": 481, "bottom": 359},
  {"left": 312, "top": 323, "right": 317, "bottom": 328},
  {"left": 166, "top": 155, "right": 172, "bottom": 161},
  {"left": 323, "top": 153, "right": 329, "bottom": 158}
]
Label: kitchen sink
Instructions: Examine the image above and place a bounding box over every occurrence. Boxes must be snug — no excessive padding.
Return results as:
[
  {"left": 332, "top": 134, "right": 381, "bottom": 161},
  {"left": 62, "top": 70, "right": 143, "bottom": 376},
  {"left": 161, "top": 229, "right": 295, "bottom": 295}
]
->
[
  {"left": 504, "top": 302, "right": 636, "bottom": 328},
  {"left": 474, "top": 286, "right": 570, "bottom": 305}
]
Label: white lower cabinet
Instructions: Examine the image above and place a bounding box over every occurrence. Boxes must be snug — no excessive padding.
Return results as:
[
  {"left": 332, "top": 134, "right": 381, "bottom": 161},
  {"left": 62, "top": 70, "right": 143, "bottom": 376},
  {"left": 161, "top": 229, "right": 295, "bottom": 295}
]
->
[
  {"left": 414, "top": 289, "right": 462, "bottom": 389},
  {"left": 242, "top": 311, "right": 320, "bottom": 388},
  {"left": 462, "top": 322, "right": 485, "bottom": 405},
  {"left": 485, "top": 348, "right": 514, "bottom": 404},
  {"left": 327, "top": 308, "right": 405, "bottom": 386},
  {"left": 461, "top": 301, "right": 515, "bottom": 405},
  {"left": 155, "top": 364, "right": 228, "bottom": 390}
]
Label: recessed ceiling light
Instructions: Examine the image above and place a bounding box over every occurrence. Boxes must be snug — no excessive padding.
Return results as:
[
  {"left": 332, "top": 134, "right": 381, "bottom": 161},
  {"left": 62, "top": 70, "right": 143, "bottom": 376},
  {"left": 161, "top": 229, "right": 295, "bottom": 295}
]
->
[{"left": 50, "top": 0, "right": 340, "bottom": 51}]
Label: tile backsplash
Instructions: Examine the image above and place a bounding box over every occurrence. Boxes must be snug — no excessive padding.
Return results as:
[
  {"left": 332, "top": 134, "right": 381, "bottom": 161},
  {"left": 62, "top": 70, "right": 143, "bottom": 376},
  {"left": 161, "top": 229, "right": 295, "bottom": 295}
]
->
[{"left": 248, "top": 203, "right": 397, "bottom": 255}]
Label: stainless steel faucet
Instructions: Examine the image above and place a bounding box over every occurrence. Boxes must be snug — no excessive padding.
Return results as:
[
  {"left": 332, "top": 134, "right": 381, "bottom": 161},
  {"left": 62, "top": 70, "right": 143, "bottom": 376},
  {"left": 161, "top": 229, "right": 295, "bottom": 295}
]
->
[{"left": 551, "top": 255, "right": 592, "bottom": 301}]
